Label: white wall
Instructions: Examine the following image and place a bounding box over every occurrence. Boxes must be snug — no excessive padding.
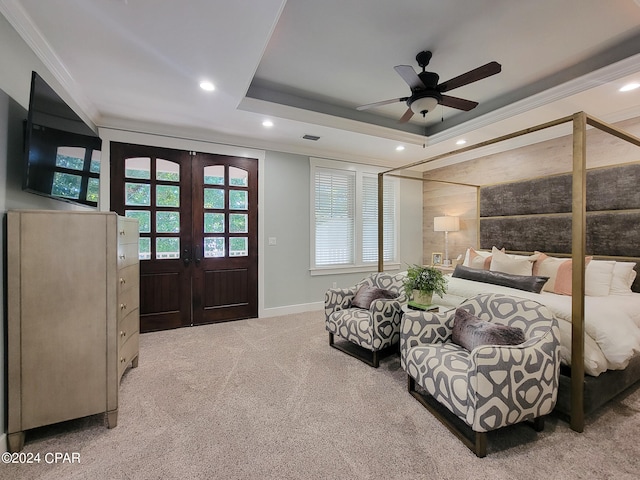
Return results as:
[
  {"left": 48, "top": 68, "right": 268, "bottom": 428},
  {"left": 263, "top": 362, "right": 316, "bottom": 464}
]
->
[{"left": 262, "top": 151, "right": 423, "bottom": 315}]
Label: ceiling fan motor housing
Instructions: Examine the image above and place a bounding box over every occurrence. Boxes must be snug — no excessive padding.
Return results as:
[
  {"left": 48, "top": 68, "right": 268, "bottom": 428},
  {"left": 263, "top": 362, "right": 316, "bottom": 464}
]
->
[{"left": 417, "top": 71, "right": 439, "bottom": 89}]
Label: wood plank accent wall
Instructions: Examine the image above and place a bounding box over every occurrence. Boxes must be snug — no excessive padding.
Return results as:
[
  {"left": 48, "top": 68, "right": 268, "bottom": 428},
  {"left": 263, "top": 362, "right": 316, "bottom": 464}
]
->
[{"left": 422, "top": 116, "right": 640, "bottom": 264}]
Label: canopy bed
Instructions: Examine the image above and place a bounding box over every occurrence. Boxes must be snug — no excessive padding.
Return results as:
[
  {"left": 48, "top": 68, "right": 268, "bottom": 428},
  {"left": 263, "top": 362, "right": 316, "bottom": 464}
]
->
[{"left": 377, "top": 112, "right": 640, "bottom": 432}]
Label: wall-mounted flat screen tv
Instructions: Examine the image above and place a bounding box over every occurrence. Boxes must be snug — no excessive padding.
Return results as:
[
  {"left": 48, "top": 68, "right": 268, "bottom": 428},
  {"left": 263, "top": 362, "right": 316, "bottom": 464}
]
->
[{"left": 23, "top": 71, "right": 102, "bottom": 208}]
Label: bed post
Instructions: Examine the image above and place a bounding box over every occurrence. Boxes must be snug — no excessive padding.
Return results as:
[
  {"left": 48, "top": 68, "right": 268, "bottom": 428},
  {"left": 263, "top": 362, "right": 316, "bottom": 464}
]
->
[
  {"left": 571, "top": 111, "right": 587, "bottom": 433},
  {"left": 378, "top": 172, "right": 384, "bottom": 273}
]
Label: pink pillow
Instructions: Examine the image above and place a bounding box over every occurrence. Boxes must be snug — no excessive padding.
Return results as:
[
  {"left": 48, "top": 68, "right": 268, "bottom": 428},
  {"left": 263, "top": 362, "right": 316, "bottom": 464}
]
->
[{"left": 533, "top": 252, "right": 592, "bottom": 295}]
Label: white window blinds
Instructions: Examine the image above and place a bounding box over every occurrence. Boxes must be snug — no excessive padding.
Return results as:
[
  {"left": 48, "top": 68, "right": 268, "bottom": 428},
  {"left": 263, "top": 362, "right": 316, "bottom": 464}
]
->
[
  {"left": 314, "top": 168, "right": 355, "bottom": 266},
  {"left": 362, "top": 175, "right": 395, "bottom": 263}
]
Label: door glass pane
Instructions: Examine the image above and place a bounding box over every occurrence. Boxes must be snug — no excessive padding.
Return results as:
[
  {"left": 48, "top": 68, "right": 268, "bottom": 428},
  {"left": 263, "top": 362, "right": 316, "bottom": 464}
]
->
[
  {"left": 125, "top": 157, "right": 151, "bottom": 179},
  {"left": 156, "top": 211, "right": 180, "bottom": 233},
  {"left": 125, "top": 210, "right": 151, "bottom": 233},
  {"left": 125, "top": 183, "right": 151, "bottom": 206},
  {"left": 229, "top": 214, "right": 247, "bottom": 233},
  {"left": 229, "top": 167, "right": 248, "bottom": 187},
  {"left": 204, "top": 165, "right": 224, "bottom": 185},
  {"left": 156, "top": 185, "right": 180, "bottom": 207},
  {"left": 230, "top": 237, "right": 248, "bottom": 257},
  {"left": 204, "top": 213, "right": 225, "bottom": 233},
  {"left": 139, "top": 237, "right": 151, "bottom": 260},
  {"left": 156, "top": 238, "right": 180, "bottom": 259},
  {"left": 229, "top": 190, "right": 248, "bottom": 210},
  {"left": 204, "top": 237, "right": 225, "bottom": 258},
  {"left": 156, "top": 159, "right": 179, "bottom": 181},
  {"left": 204, "top": 188, "right": 224, "bottom": 209}
]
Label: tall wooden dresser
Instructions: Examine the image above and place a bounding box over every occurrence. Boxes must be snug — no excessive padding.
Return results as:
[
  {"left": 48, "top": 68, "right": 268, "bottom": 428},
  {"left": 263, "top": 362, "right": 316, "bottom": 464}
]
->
[{"left": 7, "top": 210, "right": 140, "bottom": 452}]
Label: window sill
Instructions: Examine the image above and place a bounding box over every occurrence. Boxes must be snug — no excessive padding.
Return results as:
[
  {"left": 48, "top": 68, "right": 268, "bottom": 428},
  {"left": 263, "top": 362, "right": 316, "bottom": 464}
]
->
[{"left": 309, "top": 263, "right": 401, "bottom": 276}]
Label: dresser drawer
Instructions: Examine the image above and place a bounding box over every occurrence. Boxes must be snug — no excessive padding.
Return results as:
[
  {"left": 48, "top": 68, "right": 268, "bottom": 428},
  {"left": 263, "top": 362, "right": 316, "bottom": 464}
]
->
[
  {"left": 118, "top": 263, "right": 139, "bottom": 297},
  {"left": 118, "top": 263, "right": 140, "bottom": 295},
  {"left": 117, "top": 218, "right": 139, "bottom": 246},
  {"left": 117, "top": 242, "right": 138, "bottom": 269},
  {"left": 118, "top": 332, "right": 139, "bottom": 379},
  {"left": 117, "top": 287, "right": 139, "bottom": 321},
  {"left": 118, "top": 308, "right": 139, "bottom": 348}
]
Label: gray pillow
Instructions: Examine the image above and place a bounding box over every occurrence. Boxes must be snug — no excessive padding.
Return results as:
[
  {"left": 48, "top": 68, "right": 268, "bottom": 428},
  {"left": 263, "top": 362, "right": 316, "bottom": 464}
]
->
[
  {"left": 453, "top": 264, "right": 548, "bottom": 294},
  {"left": 452, "top": 308, "right": 525, "bottom": 351},
  {"left": 351, "top": 285, "right": 397, "bottom": 309}
]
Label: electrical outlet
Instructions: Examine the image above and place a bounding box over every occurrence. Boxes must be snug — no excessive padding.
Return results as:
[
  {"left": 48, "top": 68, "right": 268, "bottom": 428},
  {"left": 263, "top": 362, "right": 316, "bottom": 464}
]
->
[{"left": 268, "top": 237, "right": 277, "bottom": 246}]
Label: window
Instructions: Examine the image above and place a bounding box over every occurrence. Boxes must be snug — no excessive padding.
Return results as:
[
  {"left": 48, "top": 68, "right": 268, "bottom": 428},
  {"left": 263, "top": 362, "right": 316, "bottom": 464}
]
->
[{"left": 311, "top": 158, "right": 398, "bottom": 274}]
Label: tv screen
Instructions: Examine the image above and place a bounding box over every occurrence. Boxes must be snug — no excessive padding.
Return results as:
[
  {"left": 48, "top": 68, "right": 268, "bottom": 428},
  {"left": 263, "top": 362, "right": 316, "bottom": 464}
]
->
[{"left": 23, "top": 71, "right": 102, "bottom": 208}]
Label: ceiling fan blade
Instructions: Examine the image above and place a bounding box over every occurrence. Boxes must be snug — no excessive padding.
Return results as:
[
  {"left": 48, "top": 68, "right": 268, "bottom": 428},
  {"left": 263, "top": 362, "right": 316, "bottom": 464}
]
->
[
  {"left": 394, "top": 65, "right": 425, "bottom": 91},
  {"left": 398, "top": 108, "right": 414, "bottom": 124},
  {"left": 437, "top": 61, "right": 502, "bottom": 92},
  {"left": 439, "top": 95, "right": 479, "bottom": 111},
  {"left": 356, "top": 97, "right": 408, "bottom": 111}
]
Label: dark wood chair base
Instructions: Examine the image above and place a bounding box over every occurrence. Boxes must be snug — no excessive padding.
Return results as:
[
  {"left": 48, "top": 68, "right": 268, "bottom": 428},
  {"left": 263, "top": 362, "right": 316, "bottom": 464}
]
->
[
  {"left": 329, "top": 332, "right": 398, "bottom": 368},
  {"left": 407, "top": 375, "right": 545, "bottom": 458}
]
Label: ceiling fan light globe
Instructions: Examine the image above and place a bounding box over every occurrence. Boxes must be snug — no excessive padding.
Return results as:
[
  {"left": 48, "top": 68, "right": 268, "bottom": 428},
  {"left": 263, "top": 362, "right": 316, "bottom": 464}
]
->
[{"left": 410, "top": 96, "right": 439, "bottom": 115}]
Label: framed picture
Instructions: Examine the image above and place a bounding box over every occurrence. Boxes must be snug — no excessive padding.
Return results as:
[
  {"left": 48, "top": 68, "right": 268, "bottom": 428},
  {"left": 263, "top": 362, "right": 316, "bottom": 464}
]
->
[{"left": 432, "top": 252, "right": 443, "bottom": 266}]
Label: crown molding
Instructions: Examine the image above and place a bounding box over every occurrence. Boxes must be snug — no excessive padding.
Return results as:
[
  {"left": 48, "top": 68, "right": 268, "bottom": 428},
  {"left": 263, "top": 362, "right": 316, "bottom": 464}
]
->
[
  {"left": 428, "top": 53, "right": 640, "bottom": 146},
  {"left": 0, "top": 0, "right": 100, "bottom": 122}
]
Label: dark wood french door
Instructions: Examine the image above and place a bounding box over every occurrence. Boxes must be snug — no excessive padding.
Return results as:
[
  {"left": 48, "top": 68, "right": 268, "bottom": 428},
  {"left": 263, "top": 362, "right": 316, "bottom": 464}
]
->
[{"left": 110, "top": 142, "right": 258, "bottom": 332}]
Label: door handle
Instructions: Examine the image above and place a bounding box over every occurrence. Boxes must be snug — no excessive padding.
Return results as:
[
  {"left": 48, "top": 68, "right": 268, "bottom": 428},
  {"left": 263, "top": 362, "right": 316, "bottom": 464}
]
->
[
  {"left": 194, "top": 244, "right": 202, "bottom": 265},
  {"left": 183, "top": 247, "right": 191, "bottom": 266}
]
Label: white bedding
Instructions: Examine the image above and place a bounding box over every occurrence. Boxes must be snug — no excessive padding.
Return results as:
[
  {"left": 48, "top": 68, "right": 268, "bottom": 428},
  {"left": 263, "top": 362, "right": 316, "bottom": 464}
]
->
[{"left": 435, "top": 276, "right": 640, "bottom": 376}]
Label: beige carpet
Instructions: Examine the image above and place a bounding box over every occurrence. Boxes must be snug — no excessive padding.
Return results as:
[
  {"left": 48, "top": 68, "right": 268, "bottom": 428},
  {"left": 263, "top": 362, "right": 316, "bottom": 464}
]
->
[{"left": 2, "top": 310, "right": 639, "bottom": 480}]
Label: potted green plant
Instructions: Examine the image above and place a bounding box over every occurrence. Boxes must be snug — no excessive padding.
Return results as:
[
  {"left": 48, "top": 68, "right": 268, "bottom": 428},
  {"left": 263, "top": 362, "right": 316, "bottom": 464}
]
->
[{"left": 403, "top": 264, "right": 448, "bottom": 305}]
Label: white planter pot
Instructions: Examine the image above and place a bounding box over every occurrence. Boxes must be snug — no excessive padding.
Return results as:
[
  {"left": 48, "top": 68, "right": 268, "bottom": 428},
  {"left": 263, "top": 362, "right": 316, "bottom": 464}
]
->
[{"left": 412, "top": 290, "right": 433, "bottom": 305}]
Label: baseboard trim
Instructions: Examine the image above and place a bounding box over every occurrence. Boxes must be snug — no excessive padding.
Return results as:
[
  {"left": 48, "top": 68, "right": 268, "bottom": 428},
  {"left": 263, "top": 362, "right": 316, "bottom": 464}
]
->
[
  {"left": 0, "top": 433, "right": 7, "bottom": 453},
  {"left": 261, "top": 301, "right": 323, "bottom": 318}
]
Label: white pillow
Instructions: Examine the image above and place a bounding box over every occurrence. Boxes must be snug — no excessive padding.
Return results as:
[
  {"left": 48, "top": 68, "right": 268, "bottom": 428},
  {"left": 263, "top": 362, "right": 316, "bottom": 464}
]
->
[
  {"left": 462, "top": 247, "right": 492, "bottom": 267},
  {"left": 489, "top": 246, "right": 535, "bottom": 276},
  {"left": 610, "top": 261, "right": 637, "bottom": 295},
  {"left": 585, "top": 260, "right": 615, "bottom": 296}
]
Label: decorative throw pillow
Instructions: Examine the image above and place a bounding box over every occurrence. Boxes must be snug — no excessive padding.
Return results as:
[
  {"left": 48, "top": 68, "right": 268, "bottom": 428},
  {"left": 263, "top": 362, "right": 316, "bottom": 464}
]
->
[
  {"left": 489, "top": 246, "right": 536, "bottom": 276},
  {"left": 610, "top": 262, "right": 637, "bottom": 295},
  {"left": 452, "top": 265, "right": 549, "bottom": 294},
  {"left": 351, "top": 285, "right": 397, "bottom": 309},
  {"left": 585, "top": 260, "right": 615, "bottom": 296},
  {"left": 468, "top": 248, "right": 493, "bottom": 270},
  {"left": 533, "top": 252, "right": 592, "bottom": 296},
  {"left": 463, "top": 247, "right": 500, "bottom": 269},
  {"left": 452, "top": 308, "right": 526, "bottom": 351}
]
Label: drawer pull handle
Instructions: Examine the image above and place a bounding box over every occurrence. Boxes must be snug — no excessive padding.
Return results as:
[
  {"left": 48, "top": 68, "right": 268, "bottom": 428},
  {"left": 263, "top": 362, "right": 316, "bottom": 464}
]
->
[
  {"left": 120, "top": 278, "right": 126, "bottom": 285},
  {"left": 120, "top": 330, "right": 126, "bottom": 337},
  {"left": 120, "top": 303, "right": 127, "bottom": 310},
  {"left": 119, "top": 254, "right": 126, "bottom": 260},
  {"left": 119, "top": 230, "right": 125, "bottom": 235},
  {"left": 120, "top": 357, "right": 126, "bottom": 363}
]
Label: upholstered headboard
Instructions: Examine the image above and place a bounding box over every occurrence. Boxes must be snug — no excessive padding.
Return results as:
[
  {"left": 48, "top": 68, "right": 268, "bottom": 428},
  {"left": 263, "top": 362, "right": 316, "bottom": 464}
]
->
[{"left": 479, "top": 162, "right": 640, "bottom": 292}]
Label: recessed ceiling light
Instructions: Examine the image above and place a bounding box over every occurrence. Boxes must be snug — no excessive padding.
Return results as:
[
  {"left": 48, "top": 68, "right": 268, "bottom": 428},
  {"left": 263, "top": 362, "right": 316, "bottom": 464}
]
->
[
  {"left": 619, "top": 83, "right": 640, "bottom": 92},
  {"left": 395, "top": 145, "right": 405, "bottom": 151},
  {"left": 199, "top": 81, "right": 215, "bottom": 91},
  {"left": 456, "top": 139, "right": 467, "bottom": 145},
  {"left": 262, "top": 120, "right": 274, "bottom": 128}
]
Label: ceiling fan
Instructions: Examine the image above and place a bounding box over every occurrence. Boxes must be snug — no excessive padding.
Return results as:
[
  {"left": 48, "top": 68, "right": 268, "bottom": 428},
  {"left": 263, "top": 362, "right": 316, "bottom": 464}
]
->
[{"left": 356, "top": 51, "right": 502, "bottom": 123}]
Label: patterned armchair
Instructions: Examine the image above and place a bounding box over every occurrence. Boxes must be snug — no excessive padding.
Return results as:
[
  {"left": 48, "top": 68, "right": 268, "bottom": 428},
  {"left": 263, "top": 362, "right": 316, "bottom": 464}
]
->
[
  {"left": 400, "top": 293, "right": 560, "bottom": 457},
  {"left": 325, "top": 271, "right": 407, "bottom": 367}
]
